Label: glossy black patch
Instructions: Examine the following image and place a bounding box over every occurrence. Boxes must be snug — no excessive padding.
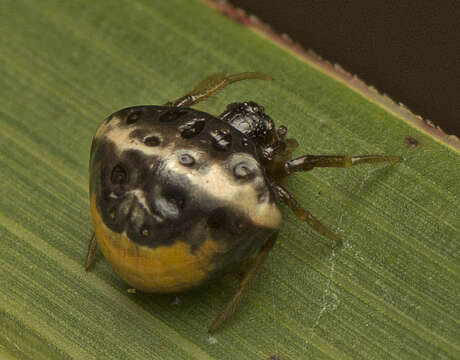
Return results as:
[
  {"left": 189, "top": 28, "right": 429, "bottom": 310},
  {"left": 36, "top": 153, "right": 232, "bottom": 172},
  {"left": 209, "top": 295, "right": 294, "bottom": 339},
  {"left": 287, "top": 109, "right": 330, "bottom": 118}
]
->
[
  {"left": 111, "top": 164, "right": 128, "bottom": 185},
  {"left": 210, "top": 128, "right": 232, "bottom": 151},
  {"left": 129, "top": 129, "right": 146, "bottom": 139},
  {"left": 143, "top": 135, "right": 161, "bottom": 147},
  {"left": 159, "top": 108, "right": 189, "bottom": 123},
  {"left": 161, "top": 182, "right": 187, "bottom": 212},
  {"left": 126, "top": 111, "right": 142, "bottom": 125},
  {"left": 178, "top": 118, "right": 206, "bottom": 138},
  {"left": 129, "top": 129, "right": 162, "bottom": 147}
]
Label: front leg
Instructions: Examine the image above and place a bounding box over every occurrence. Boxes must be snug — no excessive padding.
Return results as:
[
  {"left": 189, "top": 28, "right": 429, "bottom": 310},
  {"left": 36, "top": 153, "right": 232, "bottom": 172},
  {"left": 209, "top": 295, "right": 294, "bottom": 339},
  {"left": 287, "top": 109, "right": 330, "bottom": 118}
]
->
[
  {"left": 284, "top": 154, "right": 402, "bottom": 175},
  {"left": 165, "top": 72, "right": 271, "bottom": 107}
]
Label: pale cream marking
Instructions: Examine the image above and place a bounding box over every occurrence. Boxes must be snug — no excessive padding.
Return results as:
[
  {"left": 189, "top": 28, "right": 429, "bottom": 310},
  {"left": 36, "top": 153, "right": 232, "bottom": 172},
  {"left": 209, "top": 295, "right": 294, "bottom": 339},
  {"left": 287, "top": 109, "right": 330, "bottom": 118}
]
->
[
  {"left": 128, "top": 189, "right": 149, "bottom": 211},
  {"left": 127, "top": 189, "right": 163, "bottom": 223},
  {"left": 166, "top": 153, "right": 281, "bottom": 229},
  {"left": 94, "top": 115, "right": 120, "bottom": 139},
  {"left": 95, "top": 115, "right": 176, "bottom": 160}
]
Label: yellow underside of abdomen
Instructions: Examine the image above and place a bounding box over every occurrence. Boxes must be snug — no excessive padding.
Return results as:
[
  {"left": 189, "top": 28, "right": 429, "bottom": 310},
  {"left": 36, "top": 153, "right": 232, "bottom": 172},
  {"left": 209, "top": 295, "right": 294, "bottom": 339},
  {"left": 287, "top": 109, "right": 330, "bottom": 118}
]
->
[{"left": 90, "top": 196, "right": 227, "bottom": 293}]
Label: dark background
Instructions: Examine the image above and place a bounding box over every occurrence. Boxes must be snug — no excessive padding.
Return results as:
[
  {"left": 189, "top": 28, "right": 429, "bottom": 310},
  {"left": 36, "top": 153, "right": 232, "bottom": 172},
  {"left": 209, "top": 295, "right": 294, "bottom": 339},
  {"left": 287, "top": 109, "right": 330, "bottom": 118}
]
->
[{"left": 230, "top": 0, "right": 460, "bottom": 136}]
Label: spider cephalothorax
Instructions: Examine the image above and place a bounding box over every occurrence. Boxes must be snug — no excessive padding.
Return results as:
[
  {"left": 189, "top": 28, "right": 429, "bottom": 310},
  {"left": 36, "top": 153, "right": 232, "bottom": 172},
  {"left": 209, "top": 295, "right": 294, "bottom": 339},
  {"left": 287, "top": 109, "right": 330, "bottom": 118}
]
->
[
  {"left": 219, "top": 100, "right": 299, "bottom": 176},
  {"left": 220, "top": 101, "right": 274, "bottom": 141}
]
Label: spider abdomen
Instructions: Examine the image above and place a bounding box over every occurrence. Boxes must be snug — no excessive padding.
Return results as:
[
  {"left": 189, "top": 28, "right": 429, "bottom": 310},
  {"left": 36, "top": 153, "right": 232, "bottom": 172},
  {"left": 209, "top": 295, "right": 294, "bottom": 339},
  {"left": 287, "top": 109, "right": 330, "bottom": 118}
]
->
[{"left": 89, "top": 106, "right": 281, "bottom": 292}]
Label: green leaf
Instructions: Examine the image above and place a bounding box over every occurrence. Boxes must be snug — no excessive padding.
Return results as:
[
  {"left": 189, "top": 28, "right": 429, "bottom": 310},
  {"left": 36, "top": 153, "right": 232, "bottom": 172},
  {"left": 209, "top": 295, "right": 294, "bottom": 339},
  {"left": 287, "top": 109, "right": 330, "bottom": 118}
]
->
[{"left": 1, "top": 1, "right": 459, "bottom": 359}]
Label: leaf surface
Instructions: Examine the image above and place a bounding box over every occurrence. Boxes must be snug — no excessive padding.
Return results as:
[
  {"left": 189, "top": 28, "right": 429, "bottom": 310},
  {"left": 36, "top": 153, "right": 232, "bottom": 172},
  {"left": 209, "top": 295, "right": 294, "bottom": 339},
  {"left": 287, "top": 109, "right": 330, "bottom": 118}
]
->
[{"left": 1, "top": 1, "right": 459, "bottom": 359}]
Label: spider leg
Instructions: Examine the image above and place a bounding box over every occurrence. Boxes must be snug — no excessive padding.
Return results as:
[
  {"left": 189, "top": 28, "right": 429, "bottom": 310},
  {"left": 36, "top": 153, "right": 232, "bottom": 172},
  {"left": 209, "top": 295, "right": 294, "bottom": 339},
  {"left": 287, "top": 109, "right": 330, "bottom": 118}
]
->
[
  {"left": 208, "top": 231, "right": 279, "bottom": 333},
  {"left": 274, "top": 184, "right": 342, "bottom": 247},
  {"left": 84, "top": 232, "right": 98, "bottom": 271},
  {"left": 284, "top": 154, "right": 402, "bottom": 175},
  {"left": 165, "top": 72, "right": 271, "bottom": 107}
]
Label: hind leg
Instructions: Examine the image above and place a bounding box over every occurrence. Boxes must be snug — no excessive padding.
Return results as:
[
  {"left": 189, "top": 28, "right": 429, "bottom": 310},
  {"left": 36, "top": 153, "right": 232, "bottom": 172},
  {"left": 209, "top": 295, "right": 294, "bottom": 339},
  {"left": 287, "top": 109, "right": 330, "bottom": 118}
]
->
[
  {"left": 84, "top": 232, "right": 98, "bottom": 270},
  {"left": 208, "top": 231, "right": 278, "bottom": 333}
]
